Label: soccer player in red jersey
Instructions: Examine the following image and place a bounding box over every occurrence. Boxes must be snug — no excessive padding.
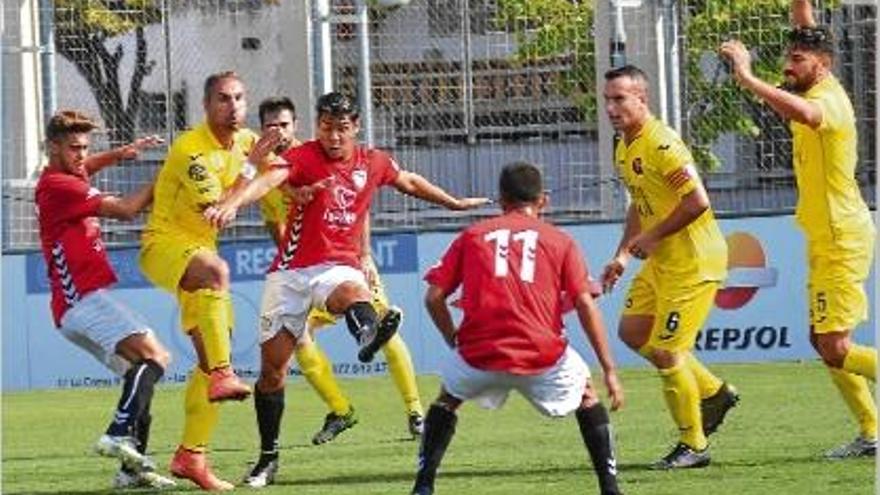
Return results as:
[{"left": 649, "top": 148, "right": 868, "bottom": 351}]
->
[
  {"left": 204, "top": 91, "right": 489, "bottom": 486},
  {"left": 35, "top": 110, "right": 175, "bottom": 489},
  {"left": 412, "top": 162, "right": 624, "bottom": 495}
]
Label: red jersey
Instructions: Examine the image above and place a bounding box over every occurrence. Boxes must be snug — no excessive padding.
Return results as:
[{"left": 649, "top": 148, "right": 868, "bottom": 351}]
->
[
  {"left": 35, "top": 167, "right": 117, "bottom": 327},
  {"left": 269, "top": 141, "right": 400, "bottom": 272},
  {"left": 425, "top": 211, "right": 592, "bottom": 375}
]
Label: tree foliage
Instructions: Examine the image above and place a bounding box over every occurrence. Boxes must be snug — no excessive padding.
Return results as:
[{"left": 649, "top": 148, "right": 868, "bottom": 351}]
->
[
  {"left": 682, "top": 0, "right": 790, "bottom": 169},
  {"left": 495, "top": 0, "right": 597, "bottom": 120},
  {"left": 53, "top": 0, "right": 162, "bottom": 144},
  {"left": 494, "top": 0, "right": 831, "bottom": 170}
]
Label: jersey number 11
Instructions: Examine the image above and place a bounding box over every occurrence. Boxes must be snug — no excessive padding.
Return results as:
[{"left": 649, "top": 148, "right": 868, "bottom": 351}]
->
[{"left": 484, "top": 229, "right": 539, "bottom": 283}]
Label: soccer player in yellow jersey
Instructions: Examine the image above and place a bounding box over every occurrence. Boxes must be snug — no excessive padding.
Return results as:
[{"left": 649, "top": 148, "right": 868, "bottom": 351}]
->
[
  {"left": 252, "top": 97, "right": 425, "bottom": 454},
  {"left": 601, "top": 65, "right": 737, "bottom": 469},
  {"left": 138, "top": 71, "right": 280, "bottom": 490},
  {"left": 722, "top": 0, "right": 876, "bottom": 459}
]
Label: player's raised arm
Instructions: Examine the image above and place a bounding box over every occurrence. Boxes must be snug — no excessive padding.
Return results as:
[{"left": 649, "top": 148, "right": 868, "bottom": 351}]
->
[
  {"left": 84, "top": 135, "right": 164, "bottom": 175},
  {"left": 792, "top": 0, "right": 816, "bottom": 28},
  {"left": 392, "top": 170, "right": 490, "bottom": 211},
  {"left": 719, "top": 38, "right": 823, "bottom": 127}
]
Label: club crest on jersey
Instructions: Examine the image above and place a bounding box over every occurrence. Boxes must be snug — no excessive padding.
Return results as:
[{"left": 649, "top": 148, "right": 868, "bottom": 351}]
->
[
  {"left": 632, "top": 158, "right": 644, "bottom": 175},
  {"left": 324, "top": 185, "right": 357, "bottom": 228},
  {"left": 352, "top": 169, "right": 367, "bottom": 190}
]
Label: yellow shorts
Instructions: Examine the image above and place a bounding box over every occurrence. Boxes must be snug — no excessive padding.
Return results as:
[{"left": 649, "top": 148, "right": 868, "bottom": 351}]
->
[
  {"left": 306, "top": 257, "right": 391, "bottom": 331},
  {"left": 808, "top": 232, "right": 874, "bottom": 333},
  {"left": 623, "top": 264, "right": 720, "bottom": 352},
  {"left": 139, "top": 234, "right": 227, "bottom": 331}
]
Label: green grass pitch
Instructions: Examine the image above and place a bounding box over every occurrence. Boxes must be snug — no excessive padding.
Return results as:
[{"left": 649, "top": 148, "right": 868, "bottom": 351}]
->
[{"left": 3, "top": 361, "right": 874, "bottom": 494}]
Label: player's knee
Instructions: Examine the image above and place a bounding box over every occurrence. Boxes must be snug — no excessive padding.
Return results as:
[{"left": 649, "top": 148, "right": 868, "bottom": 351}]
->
[
  {"left": 579, "top": 383, "right": 600, "bottom": 409},
  {"left": 648, "top": 348, "right": 679, "bottom": 369},
  {"left": 327, "top": 282, "right": 371, "bottom": 314},
  {"left": 433, "top": 390, "right": 462, "bottom": 412},
  {"left": 257, "top": 366, "right": 287, "bottom": 393},
  {"left": 204, "top": 259, "right": 230, "bottom": 290},
  {"left": 618, "top": 322, "right": 648, "bottom": 351},
  {"left": 814, "top": 335, "right": 849, "bottom": 368},
  {"left": 148, "top": 347, "right": 172, "bottom": 369}
]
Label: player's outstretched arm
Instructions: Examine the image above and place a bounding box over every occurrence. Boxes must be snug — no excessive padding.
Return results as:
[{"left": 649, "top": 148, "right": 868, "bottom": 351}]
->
[
  {"left": 204, "top": 167, "right": 290, "bottom": 229},
  {"left": 393, "top": 171, "right": 490, "bottom": 210},
  {"left": 425, "top": 285, "right": 457, "bottom": 348},
  {"left": 792, "top": 0, "right": 816, "bottom": 28},
  {"left": 573, "top": 291, "right": 623, "bottom": 411},
  {"left": 84, "top": 135, "right": 164, "bottom": 175},
  {"left": 97, "top": 180, "right": 155, "bottom": 221},
  {"left": 719, "top": 40, "right": 823, "bottom": 127}
]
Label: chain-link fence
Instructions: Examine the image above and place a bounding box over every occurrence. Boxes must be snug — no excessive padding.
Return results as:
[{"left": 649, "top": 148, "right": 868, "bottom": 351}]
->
[
  {"left": 2, "top": 0, "right": 876, "bottom": 252},
  {"left": 328, "top": 0, "right": 610, "bottom": 231}
]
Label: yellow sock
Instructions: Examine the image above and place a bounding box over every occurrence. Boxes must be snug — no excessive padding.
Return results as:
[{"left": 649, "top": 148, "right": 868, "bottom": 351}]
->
[
  {"left": 182, "top": 368, "right": 220, "bottom": 451},
  {"left": 828, "top": 367, "right": 878, "bottom": 439},
  {"left": 196, "top": 289, "right": 231, "bottom": 370},
  {"left": 659, "top": 361, "right": 707, "bottom": 450},
  {"left": 382, "top": 334, "right": 423, "bottom": 415},
  {"left": 843, "top": 344, "right": 877, "bottom": 381},
  {"left": 684, "top": 352, "right": 723, "bottom": 399},
  {"left": 295, "top": 342, "right": 351, "bottom": 415}
]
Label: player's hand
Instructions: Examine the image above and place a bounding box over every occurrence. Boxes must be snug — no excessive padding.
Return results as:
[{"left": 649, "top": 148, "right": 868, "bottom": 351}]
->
[
  {"left": 203, "top": 202, "right": 239, "bottom": 229},
  {"left": 249, "top": 128, "right": 284, "bottom": 165},
  {"left": 285, "top": 177, "right": 333, "bottom": 205},
  {"left": 453, "top": 197, "right": 491, "bottom": 210},
  {"left": 117, "top": 135, "right": 164, "bottom": 160},
  {"left": 719, "top": 40, "right": 754, "bottom": 85},
  {"left": 604, "top": 370, "right": 624, "bottom": 411},
  {"left": 601, "top": 254, "right": 628, "bottom": 293},
  {"left": 361, "top": 254, "right": 379, "bottom": 289},
  {"left": 627, "top": 232, "right": 659, "bottom": 260}
]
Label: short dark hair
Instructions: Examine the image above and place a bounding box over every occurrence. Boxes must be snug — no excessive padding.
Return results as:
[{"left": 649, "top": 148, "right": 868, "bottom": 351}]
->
[
  {"left": 316, "top": 92, "right": 359, "bottom": 120},
  {"left": 258, "top": 97, "right": 297, "bottom": 125},
  {"left": 604, "top": 64, "right": 649, "bottom": 84},
  {"left": 499, "top": 161, "right": 543, "bottom": 205},
  {"left": 788, "top": 26, "right": 834, "bottom": 58},
  {"left": 46, "top": 110, "right": 98, "bottom": 142},
  {"left": 203, "top": 70, "right": 242, "bottom": 101}
]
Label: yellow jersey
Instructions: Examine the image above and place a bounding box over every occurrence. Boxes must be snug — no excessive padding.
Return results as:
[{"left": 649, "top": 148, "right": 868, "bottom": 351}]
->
[
  {"left": 790, "top": 75, "right": 873, "bottom": 242},
  {"left": 257, "top": 153, "right": 291, "bottom": 227},
  {"left": 615, "top": 117, "right": 727, "bottom": 281},
  {"left": 145, "top": 122, "right": 258, "bottom": 244}
]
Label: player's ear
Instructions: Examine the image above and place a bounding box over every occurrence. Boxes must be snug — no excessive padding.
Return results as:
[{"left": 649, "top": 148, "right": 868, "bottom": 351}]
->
[
  {"left": 538, "top": 191, "right": 549, "bottom": 211},
  {"left": 47, "top": 138, "right": 61, "bottom": 157}
]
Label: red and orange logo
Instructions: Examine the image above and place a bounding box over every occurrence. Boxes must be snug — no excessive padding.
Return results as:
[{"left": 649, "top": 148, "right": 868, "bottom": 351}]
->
[{"left": 715, "top": 232, "right": 778, "bottom": 310}]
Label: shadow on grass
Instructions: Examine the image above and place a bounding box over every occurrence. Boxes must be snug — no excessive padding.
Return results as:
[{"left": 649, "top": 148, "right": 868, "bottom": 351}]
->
[{"left": 271, "top": 463, "right": 656, "bottom": 488}]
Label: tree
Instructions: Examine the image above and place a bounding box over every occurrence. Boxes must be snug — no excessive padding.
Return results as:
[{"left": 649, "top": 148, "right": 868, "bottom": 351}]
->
[{"left": 53, "top": 1, "right": 162, "bottom": 144}]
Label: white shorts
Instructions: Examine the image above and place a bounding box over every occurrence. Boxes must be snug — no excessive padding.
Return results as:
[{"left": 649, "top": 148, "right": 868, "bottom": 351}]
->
[
  {"left": 259, "top": 263, "right": 367, "bottom": 343},
  {"left": 59, "top": 289, "right": 153, "bottom": 376},
  {"left": 441, "top": 346, "right": 591, "bottom": 418}
]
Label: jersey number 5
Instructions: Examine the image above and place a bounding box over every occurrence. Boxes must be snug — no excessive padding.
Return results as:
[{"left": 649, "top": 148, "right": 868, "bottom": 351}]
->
[{"left": 484, "top": 229, "right": 538, "bottom": 282}]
